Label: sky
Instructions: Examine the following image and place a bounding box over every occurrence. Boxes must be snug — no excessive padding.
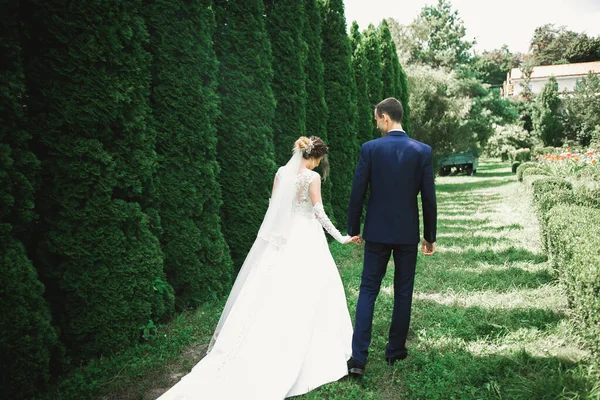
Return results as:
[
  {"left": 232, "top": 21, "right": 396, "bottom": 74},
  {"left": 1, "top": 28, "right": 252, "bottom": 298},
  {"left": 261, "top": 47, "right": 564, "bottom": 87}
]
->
[{"left": 343, "top": 0, "right": 600, "bottom": 54}]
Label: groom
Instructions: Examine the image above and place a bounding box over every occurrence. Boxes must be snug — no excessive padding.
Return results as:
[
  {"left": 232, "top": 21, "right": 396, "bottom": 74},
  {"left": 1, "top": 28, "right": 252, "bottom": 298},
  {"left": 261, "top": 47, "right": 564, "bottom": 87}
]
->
[{"left": 346, "top": 97, "right": 437, "bottom": 376}]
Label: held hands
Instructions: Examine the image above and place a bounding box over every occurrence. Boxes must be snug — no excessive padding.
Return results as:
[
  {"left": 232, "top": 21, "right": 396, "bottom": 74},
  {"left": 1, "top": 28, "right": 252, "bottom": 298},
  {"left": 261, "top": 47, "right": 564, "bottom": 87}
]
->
[
  {"left": 421, "top": 239, "right": 436, "bottom": 256},
  {"left": 344, "top": 235, "right": 363, "bottom": 245}
]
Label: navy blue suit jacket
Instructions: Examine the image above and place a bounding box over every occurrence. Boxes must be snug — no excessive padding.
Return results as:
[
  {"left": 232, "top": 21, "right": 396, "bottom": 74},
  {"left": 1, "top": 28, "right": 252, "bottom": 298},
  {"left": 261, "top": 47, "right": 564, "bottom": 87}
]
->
[{"left": 347, "top": 130, "right": 437, "bottom": 245}]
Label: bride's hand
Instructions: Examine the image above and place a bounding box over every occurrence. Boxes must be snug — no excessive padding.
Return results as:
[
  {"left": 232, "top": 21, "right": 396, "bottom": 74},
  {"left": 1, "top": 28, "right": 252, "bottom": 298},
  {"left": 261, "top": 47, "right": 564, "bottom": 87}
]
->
[{"left": 345, "top": 235, "right": 362, "bottom": 245}]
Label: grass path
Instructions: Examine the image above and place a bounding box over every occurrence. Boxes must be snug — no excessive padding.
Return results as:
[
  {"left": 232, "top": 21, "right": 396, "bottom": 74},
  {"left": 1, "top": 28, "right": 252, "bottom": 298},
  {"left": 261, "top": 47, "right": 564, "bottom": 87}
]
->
[
  {"left": 52, "top": 160, "right": 598, "bottom": 399},
  {"left": 294, "top": 159, "right": 597, "bottom": 400}
]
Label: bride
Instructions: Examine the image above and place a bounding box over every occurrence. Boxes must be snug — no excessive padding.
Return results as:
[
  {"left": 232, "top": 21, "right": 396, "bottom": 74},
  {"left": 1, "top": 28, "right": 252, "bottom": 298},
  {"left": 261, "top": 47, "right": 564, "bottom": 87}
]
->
[{"left": 158, "top": 136, "right": 360, "bottom": 400}]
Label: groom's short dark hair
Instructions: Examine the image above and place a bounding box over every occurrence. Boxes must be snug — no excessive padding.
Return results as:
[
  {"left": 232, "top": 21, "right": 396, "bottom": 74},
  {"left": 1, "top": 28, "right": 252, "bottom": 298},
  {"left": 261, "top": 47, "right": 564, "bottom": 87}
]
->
[{"left": 375, "top": 98, "right": 403, "bottom": 123}]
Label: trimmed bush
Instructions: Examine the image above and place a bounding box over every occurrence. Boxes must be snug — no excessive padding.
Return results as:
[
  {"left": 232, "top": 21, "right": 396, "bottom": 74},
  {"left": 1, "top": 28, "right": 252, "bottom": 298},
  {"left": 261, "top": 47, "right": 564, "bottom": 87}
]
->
[
  {"left": 531, "top": 177, "right": 573, "bottom": 202},
  {"left": 512, "top": 148, "right": 531, "bottom": 162},
  {"left": 511, "top": 161, "right": 521, "bottom": 173},
  {"left": 573, "top": 183, "right": 600, "bottom": 209},
  {"left": 516, "top": 161, "right": 538, "bottom": 181},
  {"left": 533, "top": 146, "right": 561, "bottom": 156},
  {"left": 522, "top": 168, "right": 550, "bottom": 189},
  {"left": 531, "top": 178, "right": 575, "bottom": 252},
  {"left": 523, "top": 174, "right": 550, "bottom": 190},
  {"left": 521, "top": 167, "right": 549, "bottom": 179},
  {"left": 546, "top": 205, "right": 600, "bottom": 355}
]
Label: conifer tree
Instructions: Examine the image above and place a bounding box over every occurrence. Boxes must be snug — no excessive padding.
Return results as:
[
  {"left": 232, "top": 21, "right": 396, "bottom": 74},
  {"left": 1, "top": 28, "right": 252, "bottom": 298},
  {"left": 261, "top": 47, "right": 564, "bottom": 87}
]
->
[
  {"left": 213, "top": 0, "right": 277, "bottom": 267},
  {"left": 304, "top": 0, "right": 334, "bottom": 217},
  {"left": 265, "top": 0, "right": 308, "bottom": 166},
  {"left": 363, "top": 24, "right": 383, "bottom": 139},
  {"left": 0, "top": 3, "right": 59, "bottom": 395},
  {"left": 144, "top": 0, "right": 233, "bottom": 307},
  {"left": 380, "top": 20, "right": 411, "bottom": 134},
  {"left": 21, "top": 0, "right": 174, "bottom": 359},
  {"left": 320, "top": 0, "right": 358, "bottom": 229},
  {"left": 350, "top": 22, "right": 373, "bottom": 146}
]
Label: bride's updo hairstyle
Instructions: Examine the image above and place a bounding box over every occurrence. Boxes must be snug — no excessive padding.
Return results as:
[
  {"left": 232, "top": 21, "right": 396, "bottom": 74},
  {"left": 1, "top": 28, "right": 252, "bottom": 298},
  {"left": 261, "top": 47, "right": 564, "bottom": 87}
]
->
[{"left": 294, "top": 136, "right": 330, "bottom": 180}]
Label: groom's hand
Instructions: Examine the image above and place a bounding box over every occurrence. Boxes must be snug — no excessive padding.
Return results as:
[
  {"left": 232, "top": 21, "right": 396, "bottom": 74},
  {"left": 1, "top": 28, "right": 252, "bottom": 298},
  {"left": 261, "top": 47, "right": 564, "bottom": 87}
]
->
[
  {"left": 421, "top": 239, "right": 436, "bottom": 256},
  {"left": 351, "top": 235, "right": 362, "bottom": 245}
]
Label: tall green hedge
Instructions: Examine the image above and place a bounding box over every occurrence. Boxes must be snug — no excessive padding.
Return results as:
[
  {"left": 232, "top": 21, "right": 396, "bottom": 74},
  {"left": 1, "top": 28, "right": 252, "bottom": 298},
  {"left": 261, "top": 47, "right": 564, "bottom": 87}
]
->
[
  {"left": 21, "top": 0, "right": 173, "bottom": 360},
  {"left": 530, "top": 177, "right": 574, "bottom": 252},
  {"left": 516, "top": 161, "right": 540, "bottom": 181},
  {"left": 213, "top": 0, "right": 277, "bottom": 267},
  {"left": 0, "top": 5, "right": 60, "bottom": 396},
  {"left": 144, "top": 0, "right": 233, "bottom": 308},
  {"left": 396, "top": 59, "right": 411, "bottom": 135},
  {"left": 379, "top": 19, "right": 396, "bottom": 100},
  {"left": 350, "top": 22, "right": 373, "bottom": 146},
  {"left": 304, "top": 0, "right": 333, "bottom": 218},
  {"left": 546, "top": 205, "right": 600, "bottom": 354},
  {"left": 321, "top": 0, "right": 359, "bottom": 229},
  {"left": 363, "top": 24, "right": 383, "bottom": 139},
  {"left": 265, "top": 0, "right": 308, "bottom": 166}
]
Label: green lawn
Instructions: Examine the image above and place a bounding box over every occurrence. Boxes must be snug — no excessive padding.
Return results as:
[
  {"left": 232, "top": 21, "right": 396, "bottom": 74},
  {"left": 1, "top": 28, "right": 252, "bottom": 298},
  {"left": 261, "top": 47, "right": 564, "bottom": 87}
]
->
[{"left": 48, "top": 160, "right": 599, "bottom": 400}]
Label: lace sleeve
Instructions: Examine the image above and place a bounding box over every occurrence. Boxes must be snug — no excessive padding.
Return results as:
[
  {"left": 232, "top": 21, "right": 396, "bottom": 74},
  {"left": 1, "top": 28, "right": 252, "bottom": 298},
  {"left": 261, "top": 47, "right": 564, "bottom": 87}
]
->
[{"left": 313, "top": 203, "right": 350, "bottom": 244}]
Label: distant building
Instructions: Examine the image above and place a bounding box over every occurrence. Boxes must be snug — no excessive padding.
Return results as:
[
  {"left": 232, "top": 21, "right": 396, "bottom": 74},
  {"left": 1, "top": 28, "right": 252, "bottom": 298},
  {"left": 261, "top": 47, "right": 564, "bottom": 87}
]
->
[{"left": 502, "top": 61, "right": 600, "bottom": 98}]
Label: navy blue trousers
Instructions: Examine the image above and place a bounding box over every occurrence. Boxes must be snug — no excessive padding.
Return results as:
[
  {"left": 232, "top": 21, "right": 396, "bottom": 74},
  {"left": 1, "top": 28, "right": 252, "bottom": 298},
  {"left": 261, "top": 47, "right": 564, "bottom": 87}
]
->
[{"left": 351, "top": 241, "right": 418, "bottom": 366}]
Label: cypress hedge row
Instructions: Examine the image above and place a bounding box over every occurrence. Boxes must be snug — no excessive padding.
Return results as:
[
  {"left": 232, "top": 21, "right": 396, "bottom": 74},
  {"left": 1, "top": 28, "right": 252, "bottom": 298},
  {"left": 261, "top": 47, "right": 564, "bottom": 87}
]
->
[
  {"left": 3, "top": 1, "right": 412, "bottom": 395},
  {"left": 520, "top": 166, "right": 600, "bottom": 355}
]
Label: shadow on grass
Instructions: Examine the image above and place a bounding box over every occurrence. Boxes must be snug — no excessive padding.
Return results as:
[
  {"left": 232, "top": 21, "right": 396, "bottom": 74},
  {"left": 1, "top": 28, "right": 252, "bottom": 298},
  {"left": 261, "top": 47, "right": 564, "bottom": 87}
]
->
[
  {"left": 417, "top": 264, "right": 555, "bottom": 293},
  {"left": 476, "top": 170, "right": 515, "bottom": 178},
  {"left": 437, "top": 247, "right": 547, "bottom": 265},
  {"left": 436, "top": 178, "right": 512, "bottom": 193},
  {"left": 439, "top": 223, "right": 524, "bottom": 232},
  {"left": 437, "top": 217, "right": 491, "bottom": 226},
  {"left": 408, "top": 299, "right": 565, "bottom": 342}
]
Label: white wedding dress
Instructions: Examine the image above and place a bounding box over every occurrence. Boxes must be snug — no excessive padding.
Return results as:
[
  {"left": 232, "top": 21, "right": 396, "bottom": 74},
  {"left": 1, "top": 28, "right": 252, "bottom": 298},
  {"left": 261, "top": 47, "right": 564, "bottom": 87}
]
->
[{"left": 157, "top": 152, "right": 353, "bottom": 400}]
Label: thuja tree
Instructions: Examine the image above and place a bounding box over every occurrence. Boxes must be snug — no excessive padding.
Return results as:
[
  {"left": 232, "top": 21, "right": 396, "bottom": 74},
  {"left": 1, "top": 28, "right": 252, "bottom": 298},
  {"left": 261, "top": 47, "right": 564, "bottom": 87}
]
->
[
  {"left": 213, "top": 0, "right": 277, "bottom": 267},
  {"left": 144, "top": 0, "right": 233, "bottom": 308},
  {"left": 304, "top": 0, "right": 334, "bottom": 218},
  {"left": 0, "top": 2, "right": 59, "bottom": 395},
  {"left": 320, "top": 0, "right": 359, "bottom": 229},
  {"left": 363, "top": 24, "right": 383, "bottom": 139},
  {"left": 350, "top": 21, "right": 374, "bottom": 146},
  {"left": 265, "top": 0, "right": 308, "bottom": 166},
  {"left": 21, "top": 0, "right": 174, "bottom": 360}
]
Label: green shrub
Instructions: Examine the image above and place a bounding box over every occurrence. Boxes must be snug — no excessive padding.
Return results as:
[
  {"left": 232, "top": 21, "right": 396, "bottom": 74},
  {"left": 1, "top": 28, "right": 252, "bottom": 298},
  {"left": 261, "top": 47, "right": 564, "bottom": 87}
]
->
[
  {"left": 573, "top": 183, "right": 600, "bottom": 209},
  {"left": 531, "top": 177, "right": 573, "bottom": 202},
  {"left": 511, "top": 161, "right": 521, "bottom": 173},
  {"left": 546, "top": 205, "right": 600, "bottom": 355},
  {"left": 512, "top": 148, "right": 531, "bottom": 162},
  {"left": 522, "top": 167, "right": 549, "bottom": 177},
  {"left": 533, "top": 146, "right": 561, "bottom": 156},
  {"left": 523, "top": 174, "right": 550, "bottom": 190},
  {"left": 522, "top": 168, "right": 550, "bottom": 189},
  {"left": 531, "top": 179, "right": 575, "bottom": 251},
  {"left": 516, "top": 161, "right": 539, "bottom": 181}
]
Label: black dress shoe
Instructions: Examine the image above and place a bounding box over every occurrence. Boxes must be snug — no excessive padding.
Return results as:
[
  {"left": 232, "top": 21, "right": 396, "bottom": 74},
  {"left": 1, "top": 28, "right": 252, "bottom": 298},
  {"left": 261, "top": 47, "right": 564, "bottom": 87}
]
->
[
  {"left": 386, "top": 351, "right": 408, "bottom": 366},
  {"left": 347, "top": 358, "right": 365, "bottom": 377}
]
